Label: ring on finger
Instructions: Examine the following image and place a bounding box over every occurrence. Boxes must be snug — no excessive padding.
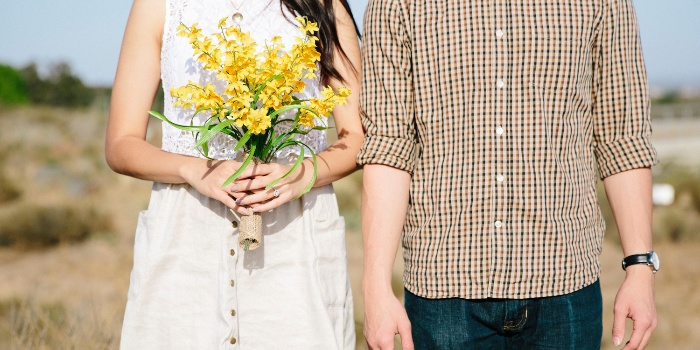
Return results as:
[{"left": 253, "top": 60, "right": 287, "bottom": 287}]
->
[{"left": 273, "top": 189, "right": 280, "bottom": 198}]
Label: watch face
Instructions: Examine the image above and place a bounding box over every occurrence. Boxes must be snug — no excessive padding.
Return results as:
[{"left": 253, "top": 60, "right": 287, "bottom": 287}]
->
[{"left": 649, "top": 251, "right": 660, "bottom": 271}]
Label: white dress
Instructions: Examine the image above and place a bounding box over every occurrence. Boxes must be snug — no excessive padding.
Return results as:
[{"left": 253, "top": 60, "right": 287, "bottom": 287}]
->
[{"left": 119, "top": 0, "right": 355, "bottom": 349}]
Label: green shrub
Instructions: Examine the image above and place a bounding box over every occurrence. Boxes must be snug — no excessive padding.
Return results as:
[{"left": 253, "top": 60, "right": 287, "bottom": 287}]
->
[{"left": 0, "top": 64, "right": 28, "bottom": 106}]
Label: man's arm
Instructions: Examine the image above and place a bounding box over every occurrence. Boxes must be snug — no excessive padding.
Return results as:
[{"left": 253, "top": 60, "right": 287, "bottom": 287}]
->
[
  {"left": 590, "top": 1, "right": 659, "bottom": 348},
  {"left": 604, "top": 168, "right": 656, "bottom": 350},
  {"left": 361, "top": 164, "right": 414, "bottom": 350},
  {"left": 358, "top": 0, "right": 415, "bottom": 347}
]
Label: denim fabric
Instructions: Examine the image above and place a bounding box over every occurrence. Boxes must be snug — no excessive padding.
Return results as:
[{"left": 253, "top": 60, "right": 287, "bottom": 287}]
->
[{"left": 405, "top": 281, "right": 602, "bottom": 349}]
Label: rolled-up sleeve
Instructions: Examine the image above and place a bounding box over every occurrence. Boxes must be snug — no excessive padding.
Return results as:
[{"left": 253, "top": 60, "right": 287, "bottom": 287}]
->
[
  {"left": 356, "top": 0, "right": 417, "bottom": 173},
  {"left": 591, "top": 0, "right": 658, "bottom": 179}
]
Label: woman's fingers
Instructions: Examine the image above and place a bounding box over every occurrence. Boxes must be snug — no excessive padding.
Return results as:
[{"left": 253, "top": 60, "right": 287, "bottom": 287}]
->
[
  {"left": 214, "top": 189, "right": 250, "bottom": 215},
  {"left": 235, "top": 186, "right": 280, "bottom": 207},
  {"left": 232, "top": 163, "right": 300, "bottom": 192}
]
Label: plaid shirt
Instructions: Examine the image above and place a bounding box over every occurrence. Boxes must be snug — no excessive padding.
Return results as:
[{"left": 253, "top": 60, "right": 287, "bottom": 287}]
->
[{"left": 357, "top": 0, "right": 658, "bottom": 299}]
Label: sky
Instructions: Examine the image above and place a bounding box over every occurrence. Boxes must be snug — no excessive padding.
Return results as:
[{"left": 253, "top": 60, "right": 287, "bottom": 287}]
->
[{"left": 1, "top": 0, "right": 698, "bottom": 92}]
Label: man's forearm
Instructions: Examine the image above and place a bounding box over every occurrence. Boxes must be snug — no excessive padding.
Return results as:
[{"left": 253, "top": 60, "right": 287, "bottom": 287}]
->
[
  {"left": 603, "top": 167, "right": 653, "bottom": 256},
  {"left": 604, "top": 167, "right": 657, "bottom": 348},
  {"left": 361, "top": 164, "right": 411, "bottom": 294}
]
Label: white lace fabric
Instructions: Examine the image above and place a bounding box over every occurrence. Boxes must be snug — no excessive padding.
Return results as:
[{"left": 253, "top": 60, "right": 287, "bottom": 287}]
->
[{"left": 160, "top": 0, "right": 327, "bottom": 160}]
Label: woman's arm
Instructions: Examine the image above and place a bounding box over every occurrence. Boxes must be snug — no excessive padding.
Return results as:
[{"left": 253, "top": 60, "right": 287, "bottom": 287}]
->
[
  {"left": 106, "top": 0, "right": 247, "bottom": 213},
  {"left": 232, "top": 0, "right": 364, "bottom": 210},
  {"left": 311, "top": 0, "right": 363, "bottom": 186}
]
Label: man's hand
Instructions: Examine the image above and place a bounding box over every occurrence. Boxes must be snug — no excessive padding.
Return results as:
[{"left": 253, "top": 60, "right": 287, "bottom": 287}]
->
[
  {"left": 363, "top": 288, "right": 414, "bottom": 350},
  {"left": 612, "top": 266, "right": 657, "bottom": 349}
]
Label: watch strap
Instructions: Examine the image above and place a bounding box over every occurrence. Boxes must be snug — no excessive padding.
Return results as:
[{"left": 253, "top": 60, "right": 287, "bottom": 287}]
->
[{"left": 622, "top": 253, "right": 650, "bottom": 270}]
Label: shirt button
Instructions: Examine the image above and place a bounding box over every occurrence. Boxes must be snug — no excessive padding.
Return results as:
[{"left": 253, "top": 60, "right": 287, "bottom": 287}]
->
[
  {"left": 230, "top": 249, "right": 235, "bottom": 256},
  {"left": 231, "top": 220, "right": 238, "bottom": 228},
  {"left": 496, "top": 29, "right": 504, "bottom": 38},
  {"left": 230, "top": 337, "right": 237, "bottom": 345},
  {"left": 495, "top": 220, "right": 503, "bottom": 228},
  {"left": 496, "top": 174, "right": 505, "bottom": 182},
  {"left": 496, "top": 126, "right": 504, "bottom": 135},
  {"left": 230, "top": 279, "right": 235, "bottom": 287},
  {"left": 230, "top": 309, "right": 236, "bottom": 317},
  {"left": 496, "top": 79, "right": 505, "bottom": 88}
]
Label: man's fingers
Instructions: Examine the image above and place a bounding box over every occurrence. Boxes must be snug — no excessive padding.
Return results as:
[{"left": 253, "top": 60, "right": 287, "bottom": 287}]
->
[
  {"left": 612, "top": 305, "right": 627, "bottom": 347},
  {"left": 375, "top": 337, "right": 396, "bottom": 350},
  {"left": 638, "top": 328, "right": 654, "bottom": 350},
  {"left": 399, "top": 322, "right": 415, "bottom": 350},
  {"left": 623, "top": 317, "right": 655, "bottom": 350},
  {"left": 365, "top": 327, "right": 399, "bottom": 350},
  {"left": 622, "top": 328, "right": 643, "bottom": 350}
]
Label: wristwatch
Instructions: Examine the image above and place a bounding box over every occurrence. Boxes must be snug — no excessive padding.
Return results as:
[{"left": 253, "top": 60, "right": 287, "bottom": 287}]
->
[{"left": 621, "top": 250, "right": 660, "bottom": 273}]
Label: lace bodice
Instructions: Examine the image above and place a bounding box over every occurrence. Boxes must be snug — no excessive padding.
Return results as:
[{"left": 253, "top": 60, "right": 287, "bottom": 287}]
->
[{"left": 160, "top": 0, "right": 326, "bottom": 160}]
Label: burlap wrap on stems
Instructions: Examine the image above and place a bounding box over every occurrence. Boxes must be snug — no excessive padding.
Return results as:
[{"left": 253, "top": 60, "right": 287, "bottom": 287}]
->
[
  {"left": 239, "top": 211, "right": 262, "bottom": 250},
  {"left": 238, "top": 155, "right": 263, "bottom": 251}
]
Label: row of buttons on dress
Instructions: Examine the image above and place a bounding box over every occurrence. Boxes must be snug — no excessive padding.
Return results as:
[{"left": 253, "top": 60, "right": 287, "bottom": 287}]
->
[{"left": 229, "top": 220, "right": 239, "bottom": 345}]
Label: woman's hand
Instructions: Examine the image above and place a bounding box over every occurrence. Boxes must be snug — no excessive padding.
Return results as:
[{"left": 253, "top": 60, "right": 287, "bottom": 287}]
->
[
  {"left": 180, "top": 158, "right": 253, "bottom": 215},
  {"left": 229, "top": 159, "right": 315, "bottom": 212}
]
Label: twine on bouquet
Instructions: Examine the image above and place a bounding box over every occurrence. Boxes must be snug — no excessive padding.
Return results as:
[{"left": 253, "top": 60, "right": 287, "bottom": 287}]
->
[{"left": 239, "top": 212, "right": 262, "bottom": 251}]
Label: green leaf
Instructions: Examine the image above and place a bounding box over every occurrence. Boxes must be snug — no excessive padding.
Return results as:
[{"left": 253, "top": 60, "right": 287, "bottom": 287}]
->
[
  {"left": 272, "top": 118, "right": 295, "bottom": 127},
  {"left": 265, "top": 146, "right": 304, "bottom": 190},
  {"left": 268, "top": 139, "right": 301, "bottom": 158},
  {"left": 194, "top": 118, "right": 238, "bottom": 148},
  {"left": 234, "top": 131, "right": 252, "bottom": 151},
  {"left": 148, "top": 110, "right": 206, "bottom": 133},
  {"left": 268, "top": 104, "right": 316, "bottom": 119},
  {"left": 260, "top": 128, "right": 277, "bottom": 161},
  {"left": 294, "top": 141, "right": 317, "bottom": 197},
  {"left": 197, "top": 115, "right": 218, "bottom": 158},
  {"left": 222, "top": 145, "right": 256, "bottom": 187}
]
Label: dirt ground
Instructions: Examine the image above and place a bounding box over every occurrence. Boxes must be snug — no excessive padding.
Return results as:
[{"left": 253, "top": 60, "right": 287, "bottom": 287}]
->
[{"left": 2, "top": 203, "right": 699, "bottom": 349}]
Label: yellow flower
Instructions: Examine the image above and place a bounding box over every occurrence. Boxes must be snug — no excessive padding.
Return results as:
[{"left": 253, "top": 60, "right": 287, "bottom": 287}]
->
[
  {"left": 336, "top": 86, "right": 351, "bottom": 99},
  {"left": 218, "top": 17, "right": 228, "bottom": 29},
  {"left": 245, "top": 108, "right": 272, "bottom": 135},
  {"left": 298, "top": 109, "right": 316, "bottom": 128},
  {"left": 296, "top": 16, "right": 319, "bottom": 35}
]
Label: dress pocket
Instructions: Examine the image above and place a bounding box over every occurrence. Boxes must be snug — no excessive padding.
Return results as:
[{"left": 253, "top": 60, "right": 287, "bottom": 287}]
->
[
  {"left": 127, "top": 210, "right": 151, "bottom": 301},
  {"left": 312, "top": 215, "right": 349, "bottom": 308}
]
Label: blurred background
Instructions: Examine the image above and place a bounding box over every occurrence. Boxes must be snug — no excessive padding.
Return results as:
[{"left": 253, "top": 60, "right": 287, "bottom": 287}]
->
[{"left": 0, "top": 1, "right": 698, "bottom": 349}]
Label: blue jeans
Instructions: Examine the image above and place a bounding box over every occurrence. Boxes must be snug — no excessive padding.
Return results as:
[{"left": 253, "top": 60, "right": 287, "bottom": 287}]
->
[{"left": 404, "top": 281, "right": 602, "bottom": 349}]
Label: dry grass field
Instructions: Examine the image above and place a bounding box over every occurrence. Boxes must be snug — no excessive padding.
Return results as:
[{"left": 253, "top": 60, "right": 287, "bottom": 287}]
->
[{"left": 0, "top": 106, "right": 699, "bottom": 349}]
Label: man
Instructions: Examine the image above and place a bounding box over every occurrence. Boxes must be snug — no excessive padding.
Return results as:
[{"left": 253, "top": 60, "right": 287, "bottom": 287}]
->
[{"left": 358, "top": 0, "right": 658, "bottom": 349}]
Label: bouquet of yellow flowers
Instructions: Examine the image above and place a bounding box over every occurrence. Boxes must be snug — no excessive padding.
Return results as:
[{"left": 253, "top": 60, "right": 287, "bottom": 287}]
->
[{"left": 149, "top": 16, "right": 350, "bottom": 251}]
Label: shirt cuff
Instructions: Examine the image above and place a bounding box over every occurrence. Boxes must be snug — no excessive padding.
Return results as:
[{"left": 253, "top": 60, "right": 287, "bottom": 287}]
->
[
  {"left": 357, "top": 135, "right": 417, "bottom": 173},
  {"left": 595, "top": 136, "right": 658, "bottom": 179}
]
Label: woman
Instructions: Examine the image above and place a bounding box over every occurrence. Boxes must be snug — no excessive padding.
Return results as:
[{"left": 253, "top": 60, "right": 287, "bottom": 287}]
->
[{"left": 105, "top": 0, "right": 362, "bottom": 348}]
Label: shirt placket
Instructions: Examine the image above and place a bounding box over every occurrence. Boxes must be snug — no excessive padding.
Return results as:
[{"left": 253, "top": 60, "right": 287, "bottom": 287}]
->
[{"left": 489, "top": 0, "right": 509, "bottom": 295}]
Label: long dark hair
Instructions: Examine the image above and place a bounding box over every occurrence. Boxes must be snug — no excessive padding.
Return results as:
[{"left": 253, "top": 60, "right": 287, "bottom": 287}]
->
[{"left": 280, "top": 0, "right": 360, "bottom": 84}]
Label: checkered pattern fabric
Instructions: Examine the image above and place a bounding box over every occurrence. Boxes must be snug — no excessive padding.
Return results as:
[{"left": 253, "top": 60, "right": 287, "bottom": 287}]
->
[{"left": 357, "top": 0, "right": 658, "bottom": 299}]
